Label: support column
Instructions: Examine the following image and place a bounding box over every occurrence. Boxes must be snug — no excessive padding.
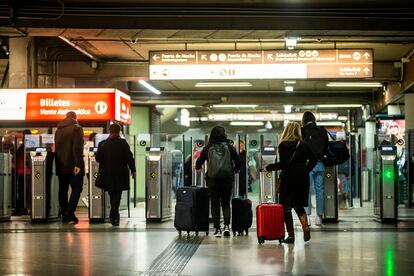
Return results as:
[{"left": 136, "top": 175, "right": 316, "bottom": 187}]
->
[
  {"left": 405, "top": 94, "right": 414, "bottom": 130},
  {"left": 9, "top": 37, "right": 30, "bottom": 88},
  {"left": 365, "top": 121, "right": 376, "bottom": 201}
]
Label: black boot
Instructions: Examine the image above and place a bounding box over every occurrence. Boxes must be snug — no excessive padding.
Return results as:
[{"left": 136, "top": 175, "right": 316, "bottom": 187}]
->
[
  {"left": 282, "top": 212, "right": 295, "bottom": 244},
  {"left": 297, "top": 208, "right": 311, "bottom": 242}
]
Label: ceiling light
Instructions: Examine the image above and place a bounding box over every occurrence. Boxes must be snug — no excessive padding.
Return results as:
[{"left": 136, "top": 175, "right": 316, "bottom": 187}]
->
[
  {"left": 284, "top": 80, "right": 296, "bottom": 85},
  {"left": 138, "top": 80, "right": 162, "bottom": 95},
  {"left": 230, "top": 121, "right": 264, "bottom": 126},
  {"left": 59, "top": 36, "right": 99, "bottom": 61},
  {"left": 317, "top": 104, "right": 363, "bottom": 108},
  {"left": 265, "top": 121, "right": 273, "bottom": 129},
  {"left": 326, "top": 82, "right": 383, "bottom": 88},
  {"left": 317, "top": 121, "right": 345, "bottom": 126},
  {"left": 195, "top": 82, "right": 252, "bottom": 88},
  {"left": 189, "top": 117, "right": 208, "bottom": 121},
  {"left": 285, "top": 37, "right": 298, "bottom": 48},
  {"left": 285, "top": 85, "right": 294, "bottom": 92},
  {"left": 212, "top": 104, "right": 258, "bottom": 108},
  {"left": 338, "top": 116, "right": 348, "bottom": 121},
  {"left": 156, "top": 105, "right": 195, "bottom": 108},
  {"left": 284, "top": 105, "right": 293, "bottom": 113}
]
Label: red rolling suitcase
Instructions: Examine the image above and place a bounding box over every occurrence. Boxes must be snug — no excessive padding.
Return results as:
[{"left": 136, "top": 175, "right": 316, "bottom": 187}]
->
[
  {"left": 256, "top": 171, "right": 285, "bottom": 244},
  {"left": 256, "top": 204, "right": 285, "bottom": 244}
]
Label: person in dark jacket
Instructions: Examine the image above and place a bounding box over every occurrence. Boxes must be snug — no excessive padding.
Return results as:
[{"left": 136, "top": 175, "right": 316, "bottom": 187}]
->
[
  {"left": 55, "top": 111, "right": 84, "bottom": 224},
  {"left": 196, "top": 126, "right": 241, "bottom": 238},
  {"left": 302, "top": 111, "right": 328, "bottom": 225},
  {"left": 96, "top": 123, "right": 135, "bottom": 226},
  {"left": 301, "top": 111, "right": 329, "bottom": 226},
  {"left": 266, "top": 122, "right": 317, "bottom": 244}
]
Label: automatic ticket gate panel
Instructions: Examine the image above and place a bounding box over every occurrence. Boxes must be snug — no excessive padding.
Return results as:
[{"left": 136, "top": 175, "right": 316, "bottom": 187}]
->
[
  {"left": 260, "top": 146, "right": 277, "bottom": 203},
  {"left": 323, "top": 166, "right": 338, "bottom": 223},
  {"left": 146, "top": 147, "right": 172, "bottom": 223},
  {"left": 0, "top": 153, "right": 12, "bottom": 221},
  {"left": 89, "top": 148, "right": 110, "bottom": 223},
  {"left": 30, "top": 148, "right": 59, "bottom": 222},
  {"left": 375, "top": 146, "right": 398, "bottom": 222}
]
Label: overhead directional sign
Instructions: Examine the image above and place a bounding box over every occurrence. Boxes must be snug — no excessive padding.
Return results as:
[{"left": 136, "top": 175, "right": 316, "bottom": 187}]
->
[{"left": 149, "top": 49, "right": 373, "bottom": 80}]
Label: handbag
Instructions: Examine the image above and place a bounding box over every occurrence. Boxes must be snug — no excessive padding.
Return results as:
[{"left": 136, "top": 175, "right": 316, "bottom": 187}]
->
[
  {"left": 323, "top": 132, "right": 350, "bottom": 167},
  {"left": 276, "top": 141, "right": 300, "bottom": 193},
  {"left": 94, "top": 168, "right": 104, "bottom": 189}
]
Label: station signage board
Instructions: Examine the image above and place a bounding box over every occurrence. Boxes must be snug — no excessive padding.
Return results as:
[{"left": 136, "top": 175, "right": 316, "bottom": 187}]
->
[
  {"left": 149, "top": 49, "right": 373, "bottom": 80},
  {"left": 0, "top": 88, "right": 131, "bottom": 124},
  {"left": 207, "top": 112, "right": 338, "bottom": 122}
]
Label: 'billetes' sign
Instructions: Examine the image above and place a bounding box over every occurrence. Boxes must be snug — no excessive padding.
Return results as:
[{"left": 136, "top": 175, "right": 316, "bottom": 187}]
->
[{"left": 149, "top": 49, "right": 373, "bottom": 80}]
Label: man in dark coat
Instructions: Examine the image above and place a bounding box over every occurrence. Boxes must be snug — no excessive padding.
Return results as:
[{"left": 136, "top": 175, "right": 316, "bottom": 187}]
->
[
  {"left": 96, "top": 123, "right": 135, "bottom": 226},
  {"left": 55, "top": 111, "right": 84, "bottom": 224}
]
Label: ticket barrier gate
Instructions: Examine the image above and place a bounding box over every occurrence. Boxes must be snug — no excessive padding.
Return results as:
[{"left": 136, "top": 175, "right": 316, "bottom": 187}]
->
[
  {"left": 88, "top": 148, "right": 110, "bottom": 223},
  {"left": 145, "top": 147, "right": 172, "bottom": 223},
  {"left": 0, "top": 153, "right": 12, "bottom": 221},
  {"left": 374, "top": 146, "right": 398, "bottom": 223},
  {"left": 30, "top": 148, "right": 59, "bottom": 223},
  {"left": 260, "top": 146, "right": 277, "bottom": 203},
  {"left": 322, "top": 166, "right": 338, "bottom": 223}
]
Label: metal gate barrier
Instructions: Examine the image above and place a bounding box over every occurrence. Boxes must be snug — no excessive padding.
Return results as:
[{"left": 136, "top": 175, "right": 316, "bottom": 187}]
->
[{"left": 0, "top": 153, "right": 12, "bottom": 221}]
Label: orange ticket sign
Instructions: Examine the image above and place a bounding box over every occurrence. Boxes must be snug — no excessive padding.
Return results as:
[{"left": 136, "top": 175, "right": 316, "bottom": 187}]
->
[{"left": 26, "top": 93, "right": 115, "bottom": 121}]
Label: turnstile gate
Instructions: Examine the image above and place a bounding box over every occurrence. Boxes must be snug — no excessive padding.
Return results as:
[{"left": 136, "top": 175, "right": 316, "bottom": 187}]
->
[
  {"left": 145, "top": 147, "right": 172, "bottom": 223},
  {"left": 260, "top": 146, "right": 277, "bottom": 203},
  {"left": 30, "top": 148, "right": 59, "bottom": 223},
  {"left": 374, "top": 145, "right": 398, "bottom": 223},
  {"left": 322, "top": 166, "right": 338, "bottom": 223},
  {"left": 0, "top": 153, "right": 12, "bottom": 221},
  {"left": 88, "top": 147, "right": 110, "bottom": 223}
]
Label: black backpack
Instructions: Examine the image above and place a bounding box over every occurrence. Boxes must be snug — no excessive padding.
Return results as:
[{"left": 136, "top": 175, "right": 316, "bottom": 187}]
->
[
  {"left": 323, "top": 133, "right": 350, "bottom": 167},
  {"left": 207, "top": 143, "right": 234, "bottom": 179},
  {"left": 303, "top": 125, "right": 328, "bottom": 160}
]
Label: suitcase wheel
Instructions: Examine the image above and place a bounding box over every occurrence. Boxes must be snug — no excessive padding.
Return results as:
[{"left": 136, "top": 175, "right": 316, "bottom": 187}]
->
[
  {"left": 238, "top": 231, "right": 243, "bottom": 236},
  {"left": 195, "top": 231, "right": 199, "bottom": 237},
  {"left": 279, "top": 236, "right": 285, "bottom": 244},
  {"left": 178, "top": 230, "right": 182, "bottom": 236},
  {"left": 258, "top": 236, "right": 265, "bottom": 244},
  {"left": 245, "top": 229, "right": 249, "bottom": 236}
]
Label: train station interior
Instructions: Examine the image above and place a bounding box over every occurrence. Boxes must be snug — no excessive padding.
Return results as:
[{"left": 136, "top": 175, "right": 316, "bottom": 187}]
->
[{"left": 1, "top": 1, "right": 414, "bottom": 275}]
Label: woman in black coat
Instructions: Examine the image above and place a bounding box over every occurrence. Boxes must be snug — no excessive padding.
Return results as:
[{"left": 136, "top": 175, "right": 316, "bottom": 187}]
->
[
  {"left": 266, "top": 122, "right": 317, "bottom": 243},
  {"left": 96, "top": 123, "right": 136, "bottom": 226}
]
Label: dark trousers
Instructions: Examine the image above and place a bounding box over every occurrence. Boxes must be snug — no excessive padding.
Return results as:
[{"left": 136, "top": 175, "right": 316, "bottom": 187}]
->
[
  {"left": 58, "top": 174, "right": 83, "bottom": 213},
  {"left": 16, "top": 174, "right": 30, "bottom": 213},
  {"left": 208, "top": 178, "right": 233, "bottom": 229},
  {"left": 108, "top": 190, "right": 123, "bottom": 221}
]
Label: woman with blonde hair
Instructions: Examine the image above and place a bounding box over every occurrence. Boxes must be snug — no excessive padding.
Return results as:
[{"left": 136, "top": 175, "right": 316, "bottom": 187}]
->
[{"left": 266, "top": 122, "right": 317, "bottom": 243}]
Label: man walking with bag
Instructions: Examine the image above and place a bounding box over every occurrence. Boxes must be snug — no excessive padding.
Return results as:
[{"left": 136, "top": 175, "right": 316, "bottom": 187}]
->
[
  {"left": 301, "top": 111, "right": 329, "bottom": 226},
  {"left": 55, "top": 111, "right": 84, "bottom": 224}
]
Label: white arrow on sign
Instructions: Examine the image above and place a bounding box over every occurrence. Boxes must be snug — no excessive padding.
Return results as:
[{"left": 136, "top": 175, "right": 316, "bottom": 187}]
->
[
  {"left": 363, "top": 68, "right": 370, "bottom": 75},
  {"left": 267, "top": 54, "right": 273, "bottom": 60},
  {"left": 364, "top": 52, "right": 370, "bottom": 59},
  {"left": 201, "top": 54, "right": 207, "bottom": 61},
  {"left": 152, "top": 54, "right": 160, "bottom": 61}
]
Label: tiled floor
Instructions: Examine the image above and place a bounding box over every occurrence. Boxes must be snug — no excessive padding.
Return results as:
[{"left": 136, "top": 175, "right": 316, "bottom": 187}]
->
[{"left": 1, "top": 207, "right": 414, "bottom": 276}]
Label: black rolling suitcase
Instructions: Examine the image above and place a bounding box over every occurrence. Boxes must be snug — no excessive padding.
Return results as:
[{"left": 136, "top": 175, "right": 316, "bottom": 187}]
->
[
  {"left": 174, "top": 171, "right": 209, "bottom": 236},
  {"left": 231, "top": 174, "right": 253, "bottom": 236}
]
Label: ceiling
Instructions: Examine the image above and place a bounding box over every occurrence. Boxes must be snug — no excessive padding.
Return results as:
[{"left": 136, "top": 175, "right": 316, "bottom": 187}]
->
[{"left": 2, "top": 0, "right": 414, "bottom": 121}]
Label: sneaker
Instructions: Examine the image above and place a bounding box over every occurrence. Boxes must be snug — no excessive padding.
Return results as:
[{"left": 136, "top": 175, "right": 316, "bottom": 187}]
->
[
  {"left": 307, "top": 215, "right": 312, "bottom": 226},
  {"left": 223, "top": 225, "right": 231, "bottom": 237},
  {"left": 315, "top": 215, "right": 322, "bottom": 226},
  {"left": 213, "top": 228, "right": 222, "bottom": 238}
]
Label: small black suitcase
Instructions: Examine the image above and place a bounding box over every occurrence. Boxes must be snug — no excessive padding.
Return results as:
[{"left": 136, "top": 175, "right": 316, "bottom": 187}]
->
[
  {"left": 174, "top": 172, "right": 209, "bottom": 236},
  {"left": 174, "top": 187, "right": 196, "bottom": 233},
  {"left": 231, "top": 197, "right": 253, "bottom": 236}
]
